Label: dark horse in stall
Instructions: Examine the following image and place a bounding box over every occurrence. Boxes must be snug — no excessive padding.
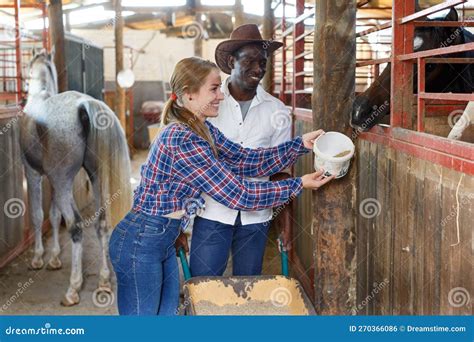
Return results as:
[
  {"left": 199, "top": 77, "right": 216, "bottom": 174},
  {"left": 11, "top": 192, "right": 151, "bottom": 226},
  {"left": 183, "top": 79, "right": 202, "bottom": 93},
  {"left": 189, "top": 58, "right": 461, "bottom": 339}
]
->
[{"left": 351, "top": 8, "right": 474, "bottom": 131}]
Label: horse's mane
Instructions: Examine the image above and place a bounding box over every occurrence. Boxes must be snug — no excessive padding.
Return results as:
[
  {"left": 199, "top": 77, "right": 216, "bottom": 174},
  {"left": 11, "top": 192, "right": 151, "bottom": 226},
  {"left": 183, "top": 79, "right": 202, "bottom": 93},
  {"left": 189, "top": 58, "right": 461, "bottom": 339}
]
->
[{"left": 28, "top": 50, "right": 58, "bottom": 96}]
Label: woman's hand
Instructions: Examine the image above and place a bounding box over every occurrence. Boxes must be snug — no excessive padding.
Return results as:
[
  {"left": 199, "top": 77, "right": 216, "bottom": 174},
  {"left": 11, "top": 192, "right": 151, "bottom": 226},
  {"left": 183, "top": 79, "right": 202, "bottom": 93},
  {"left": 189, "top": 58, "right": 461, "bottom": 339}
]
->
[
  {"left": 301, "top": 170, "right": 335, "bottom": 190},
  {"left": 302, "top": 129, "right": 325, "bottom": 150}
]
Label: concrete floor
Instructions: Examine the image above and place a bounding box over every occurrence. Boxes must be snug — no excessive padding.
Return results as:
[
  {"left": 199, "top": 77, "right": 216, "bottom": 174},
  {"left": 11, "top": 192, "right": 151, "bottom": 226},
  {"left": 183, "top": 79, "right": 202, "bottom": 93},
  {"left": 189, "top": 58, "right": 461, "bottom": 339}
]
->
[{"left": 0, "top": 149, "right": 281, "bottom": 315}]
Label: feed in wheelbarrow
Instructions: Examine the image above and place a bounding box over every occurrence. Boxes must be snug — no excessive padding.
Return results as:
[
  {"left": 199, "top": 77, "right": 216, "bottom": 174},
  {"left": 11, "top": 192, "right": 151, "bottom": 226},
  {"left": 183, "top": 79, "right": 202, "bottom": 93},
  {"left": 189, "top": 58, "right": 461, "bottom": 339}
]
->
[{"left": 184, "top": 275, "right": 315, "bottom": 315}]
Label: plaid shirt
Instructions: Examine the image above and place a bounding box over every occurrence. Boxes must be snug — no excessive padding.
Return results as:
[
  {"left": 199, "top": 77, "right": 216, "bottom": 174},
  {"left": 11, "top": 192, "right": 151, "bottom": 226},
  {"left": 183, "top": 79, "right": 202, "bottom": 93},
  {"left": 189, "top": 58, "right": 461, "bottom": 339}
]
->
[{"left": 132, "top": 121, "right": 309, "bottom": 230}]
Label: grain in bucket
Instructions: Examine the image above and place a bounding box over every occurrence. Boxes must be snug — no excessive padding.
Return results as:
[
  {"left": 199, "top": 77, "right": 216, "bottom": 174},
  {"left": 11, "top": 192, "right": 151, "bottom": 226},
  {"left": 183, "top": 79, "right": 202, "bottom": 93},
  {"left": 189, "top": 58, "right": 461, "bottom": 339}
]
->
[{"left": 313, "top": 131, "right": 355, "bottom": 178}]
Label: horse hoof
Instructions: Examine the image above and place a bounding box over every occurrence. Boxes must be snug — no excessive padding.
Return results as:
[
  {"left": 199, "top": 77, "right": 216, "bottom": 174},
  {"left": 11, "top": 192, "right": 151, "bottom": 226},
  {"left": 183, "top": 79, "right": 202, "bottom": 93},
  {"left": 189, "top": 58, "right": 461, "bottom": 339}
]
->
[
  {"left": 98, "top": 279, "right": 112, "bottom": 290},
  {"left": 29, "top": 258, "right": 44, "bottom": 270},
  {"left": 46, "top": 257, "right": 62, "bottom": 270},
  {"left": 60, "top": 293, "right": 80, "bottom": 307}
]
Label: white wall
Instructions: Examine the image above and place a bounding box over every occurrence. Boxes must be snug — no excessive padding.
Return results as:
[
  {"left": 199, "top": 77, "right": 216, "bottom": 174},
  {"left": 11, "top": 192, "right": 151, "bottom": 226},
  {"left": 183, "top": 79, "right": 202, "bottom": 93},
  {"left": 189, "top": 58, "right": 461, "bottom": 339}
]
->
[{"left": 72, "top": 28, "right": 225, "bottom": 82}]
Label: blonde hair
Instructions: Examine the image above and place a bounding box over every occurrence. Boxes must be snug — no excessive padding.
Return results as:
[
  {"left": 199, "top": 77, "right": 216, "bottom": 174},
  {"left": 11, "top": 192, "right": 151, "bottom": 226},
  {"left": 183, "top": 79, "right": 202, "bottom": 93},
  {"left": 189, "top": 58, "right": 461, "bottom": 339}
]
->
[{"left": 161, "top": 57, "right": 219, "bottom": 156}]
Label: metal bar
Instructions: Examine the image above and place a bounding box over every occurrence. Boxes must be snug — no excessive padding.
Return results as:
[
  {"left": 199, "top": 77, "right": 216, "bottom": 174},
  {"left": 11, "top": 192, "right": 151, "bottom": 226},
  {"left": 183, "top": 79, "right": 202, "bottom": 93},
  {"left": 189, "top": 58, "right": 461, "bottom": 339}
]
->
[
  {"left": 391, "top": 127, "right": 474, "bottom": 160},
  {"left": 14, "top": 0, "right": 22, "bottom": 103},
  {"left": 282, "top": 25, "right": 294, "bottom": 38},
  {"left": 399, "top": 0, "right": 466, "bottom": 24},
  {"left": 399, "top": 42, "right": 474, "bottom": 60},
  {"left": 279, "top": 0, "right": 287, "bottom": 102},
  {"left": 294, "top": 29, "right": 314, "bottom": 43},
  {"left": 41, "top": 1, "right": 48, "bottom": 50},
  {"left": 294, "top": 50, "right": 312, "bottom": 60},
  {"left": 391, "top": 0, "right": 415, "bottom": 129},
  {"left": 293, "top": 10, "right": 314, "bottom": 25},
  {"left": 294, "top": 70, "right": 312, "bottom": 77},
  {"left": 425, "top": 57, "right": 474, "bottom": 63},
  {"left": 289, "top": 106, "right": 312, "bottom": 122},
  {"left": 417, "top": 58, "right": 425, "bottom": 132},
  {"left": 359, "top": 129, "right": 474, "bottom": 175},
  {"left": 413, "top": 20, "right": 474, "bottom": 27},
  {"left": 418, "top": 92, "right": 474, "bottom": 101},
  {"left": 356, "top": 58, "right": 391, "bottom": 67},
  {"left": 356, "top": 21, "right": 392, "bottom": 37}
]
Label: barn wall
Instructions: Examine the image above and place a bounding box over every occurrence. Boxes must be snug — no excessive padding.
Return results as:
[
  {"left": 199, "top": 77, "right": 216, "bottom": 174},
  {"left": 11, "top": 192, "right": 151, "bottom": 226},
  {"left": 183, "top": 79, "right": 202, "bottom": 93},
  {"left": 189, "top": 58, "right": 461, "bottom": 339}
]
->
[
  {"left": 0, "top": 117, "right": 25, "bottom": 262},
  {"left": 292, "top": 119, "right": 316, "bottom": 300},
  {"left": 356, "top": 138, "right": 473, "bottom": 315},
  {"left": 72, "top": 29, "right": 195, "bottom": 82}
]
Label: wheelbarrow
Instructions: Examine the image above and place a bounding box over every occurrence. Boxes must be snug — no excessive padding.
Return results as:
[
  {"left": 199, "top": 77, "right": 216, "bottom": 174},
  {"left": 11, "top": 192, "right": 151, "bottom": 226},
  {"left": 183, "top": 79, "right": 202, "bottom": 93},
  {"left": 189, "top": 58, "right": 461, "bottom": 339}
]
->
[{"left": 178, "top": 240, "right": 316, "bottom": 315}]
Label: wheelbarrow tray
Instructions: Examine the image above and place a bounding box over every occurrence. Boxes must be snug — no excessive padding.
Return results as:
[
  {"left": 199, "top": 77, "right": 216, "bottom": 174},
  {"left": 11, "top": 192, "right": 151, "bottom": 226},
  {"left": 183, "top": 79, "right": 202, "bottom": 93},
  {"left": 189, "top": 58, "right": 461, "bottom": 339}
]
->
[{"left": 183, "top": 275, "right": 315, "bottom": 316}]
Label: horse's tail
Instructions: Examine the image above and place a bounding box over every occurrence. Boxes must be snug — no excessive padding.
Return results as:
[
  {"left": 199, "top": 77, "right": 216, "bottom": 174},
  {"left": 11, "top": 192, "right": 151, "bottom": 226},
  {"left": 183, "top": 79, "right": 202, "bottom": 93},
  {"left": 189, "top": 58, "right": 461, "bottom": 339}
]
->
[{"left": 78, "top": 98, "right": 132, "bottom": 227}]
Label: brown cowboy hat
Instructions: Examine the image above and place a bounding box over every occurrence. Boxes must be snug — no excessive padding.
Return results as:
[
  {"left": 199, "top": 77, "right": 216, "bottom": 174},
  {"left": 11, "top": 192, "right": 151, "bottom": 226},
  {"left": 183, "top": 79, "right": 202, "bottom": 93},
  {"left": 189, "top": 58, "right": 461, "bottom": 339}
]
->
[{"left": 215, "top": 24, "right": 283, "bottom": 74}]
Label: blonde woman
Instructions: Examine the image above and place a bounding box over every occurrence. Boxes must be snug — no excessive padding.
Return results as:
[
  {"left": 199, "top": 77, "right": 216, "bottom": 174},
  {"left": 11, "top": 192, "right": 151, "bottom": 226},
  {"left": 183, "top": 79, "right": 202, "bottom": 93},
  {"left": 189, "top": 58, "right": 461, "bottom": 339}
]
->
[{"left": 108, "top": 57, "right": 334, "bottom": 316}]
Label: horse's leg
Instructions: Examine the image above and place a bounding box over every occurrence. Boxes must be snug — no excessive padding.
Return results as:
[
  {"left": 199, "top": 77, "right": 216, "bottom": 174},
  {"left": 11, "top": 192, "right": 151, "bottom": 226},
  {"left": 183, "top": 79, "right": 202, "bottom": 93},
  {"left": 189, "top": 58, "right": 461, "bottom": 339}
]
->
[
  {"left": 84, "top": 166, "right": 112, "bottom": 292},
  {"left": 25, "top": 163, "right": 44, "bottom": 270},
  {"left": 52, "top": 182, "right": 84, "bottom": 306},
  {"left": 46, "top": 201, "right": 62, "bottom": 270}
]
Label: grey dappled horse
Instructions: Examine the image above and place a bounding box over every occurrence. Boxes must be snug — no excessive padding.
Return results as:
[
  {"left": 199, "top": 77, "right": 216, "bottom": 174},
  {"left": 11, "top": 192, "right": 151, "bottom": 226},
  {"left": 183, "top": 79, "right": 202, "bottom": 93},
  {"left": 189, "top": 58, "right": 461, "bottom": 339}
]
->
[{"left": 21, "top": 49, "right": 131, "bottom": 306}]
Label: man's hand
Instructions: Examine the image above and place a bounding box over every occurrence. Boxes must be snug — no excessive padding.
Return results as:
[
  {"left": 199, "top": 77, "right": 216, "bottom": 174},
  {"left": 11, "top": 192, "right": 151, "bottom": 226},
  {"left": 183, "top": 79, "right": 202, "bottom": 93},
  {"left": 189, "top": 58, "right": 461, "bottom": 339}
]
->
[
  {"left": 302, "top": 129, "right": 325, "bottom": 149},
  {"left": 175, "top": 232, "right": 189, "bottom": 256}
]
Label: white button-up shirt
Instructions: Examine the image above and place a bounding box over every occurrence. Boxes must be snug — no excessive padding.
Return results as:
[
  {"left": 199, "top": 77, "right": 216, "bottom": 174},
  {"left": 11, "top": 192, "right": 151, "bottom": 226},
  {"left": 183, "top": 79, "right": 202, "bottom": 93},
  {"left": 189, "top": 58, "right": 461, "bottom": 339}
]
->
[{"left": 199, "top": 77, "right": 292, "bottom": 225}]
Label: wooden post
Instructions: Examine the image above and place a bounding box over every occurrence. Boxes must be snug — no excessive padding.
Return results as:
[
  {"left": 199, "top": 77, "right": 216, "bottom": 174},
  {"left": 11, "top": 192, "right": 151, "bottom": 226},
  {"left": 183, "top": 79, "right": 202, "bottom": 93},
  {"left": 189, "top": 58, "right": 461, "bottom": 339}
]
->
[
  {"left": 234, "top": 0, "right": 244, "bottom": 27},
  {"left": 48, "top": 0, "right": 68, "bottom": 92},
  {"left": 114, "top": 0, "right": 127, "bottom": 131},
  {"left": 312, "top": 0, "right": 356, "bottom": 314},
  {"left": 262, "top": 0, "right": 274, "bottom": 94},
  {"left": 391, "top": 0, "right": 415, "bottom": 129},
  {"left": 194, "top": 16, "right": 203, "bottom": 57}
]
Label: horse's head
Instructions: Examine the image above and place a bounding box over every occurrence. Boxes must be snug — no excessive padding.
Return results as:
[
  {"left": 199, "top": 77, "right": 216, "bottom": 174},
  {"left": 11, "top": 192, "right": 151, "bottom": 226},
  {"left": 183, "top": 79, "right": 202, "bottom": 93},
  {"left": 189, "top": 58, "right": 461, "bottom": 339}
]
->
[
  {"left": 351, "top": 8, "right": 462, "bottom": 132},
  {"left": 26, "top": 46, "right": 58, "bottom": 98}
]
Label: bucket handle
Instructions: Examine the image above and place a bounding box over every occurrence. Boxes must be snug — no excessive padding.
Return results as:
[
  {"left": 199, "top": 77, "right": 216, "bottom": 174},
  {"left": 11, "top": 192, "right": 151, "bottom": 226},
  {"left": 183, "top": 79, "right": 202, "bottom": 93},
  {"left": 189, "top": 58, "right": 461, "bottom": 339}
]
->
[
  {"left": 178, "top": 248, "right": 192, "bottom": 281},
  {"left": 279, "top": 239, "right": 289, "bottom": 277},
  {"left": 178, "top": 243, "right": 289, "bottom": 279}
]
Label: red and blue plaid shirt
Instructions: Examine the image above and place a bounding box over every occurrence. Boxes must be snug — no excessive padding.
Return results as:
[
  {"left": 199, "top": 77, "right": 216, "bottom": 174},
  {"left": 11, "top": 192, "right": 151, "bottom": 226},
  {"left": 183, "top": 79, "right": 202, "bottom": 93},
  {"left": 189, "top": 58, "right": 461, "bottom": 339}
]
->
[{"left": 132, "top": 121, "right": 309, "bottom": 229}]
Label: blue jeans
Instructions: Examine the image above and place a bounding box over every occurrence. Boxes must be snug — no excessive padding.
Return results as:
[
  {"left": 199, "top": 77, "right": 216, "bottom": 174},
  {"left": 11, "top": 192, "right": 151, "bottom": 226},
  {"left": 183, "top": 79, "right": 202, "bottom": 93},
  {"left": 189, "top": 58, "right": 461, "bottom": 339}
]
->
[
  {"left": 108, "top": 210, "right": 181, "bottom": 315},
  {"left": 190, "top": 213, "right": 270, "bottom": 276}
]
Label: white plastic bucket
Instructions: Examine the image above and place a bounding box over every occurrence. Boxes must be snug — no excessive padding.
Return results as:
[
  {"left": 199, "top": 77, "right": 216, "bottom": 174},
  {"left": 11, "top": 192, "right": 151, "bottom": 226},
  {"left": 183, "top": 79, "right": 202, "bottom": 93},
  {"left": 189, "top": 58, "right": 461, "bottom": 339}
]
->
[{"left": 313, "top": 132, "right": 355, "bottom": 179}]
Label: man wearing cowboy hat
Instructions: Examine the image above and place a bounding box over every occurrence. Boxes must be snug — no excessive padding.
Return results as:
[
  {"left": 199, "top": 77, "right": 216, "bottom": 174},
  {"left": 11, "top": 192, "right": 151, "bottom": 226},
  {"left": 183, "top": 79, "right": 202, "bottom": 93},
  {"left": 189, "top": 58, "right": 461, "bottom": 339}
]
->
[{"left": 188, "top": 24, "right": 293, "bottom": 277}]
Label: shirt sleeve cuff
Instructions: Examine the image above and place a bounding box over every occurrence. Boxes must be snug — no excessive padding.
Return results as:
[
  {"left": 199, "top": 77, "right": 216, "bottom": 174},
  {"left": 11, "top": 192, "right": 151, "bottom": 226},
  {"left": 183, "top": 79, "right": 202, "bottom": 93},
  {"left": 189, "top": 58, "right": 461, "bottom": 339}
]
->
[
  {"left": 293, "top": 136, "right": 312, "bottom": 155},
  {"left": 290, "top": 177, "right": 304, "bottom": 198}
]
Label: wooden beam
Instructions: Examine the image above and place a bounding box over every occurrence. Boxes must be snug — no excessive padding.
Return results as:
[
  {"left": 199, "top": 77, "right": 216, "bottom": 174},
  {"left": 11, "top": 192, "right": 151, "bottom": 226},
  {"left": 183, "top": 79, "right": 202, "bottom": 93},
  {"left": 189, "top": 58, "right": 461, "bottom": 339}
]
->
[
  {"left": 262, "top": 0, "right": 274, "bottom": 94},
  {"left": 114, "top": 0, "right": 126, "bottom": 132},
  {"left": 312, "top": 0, "right": 357, "bottom": 315},
  {"left": 234, "top": 0, "right": 244, "bottom": 27},
  {"left": 48, "top": 0, "right": 68, "bottom": 92}
]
